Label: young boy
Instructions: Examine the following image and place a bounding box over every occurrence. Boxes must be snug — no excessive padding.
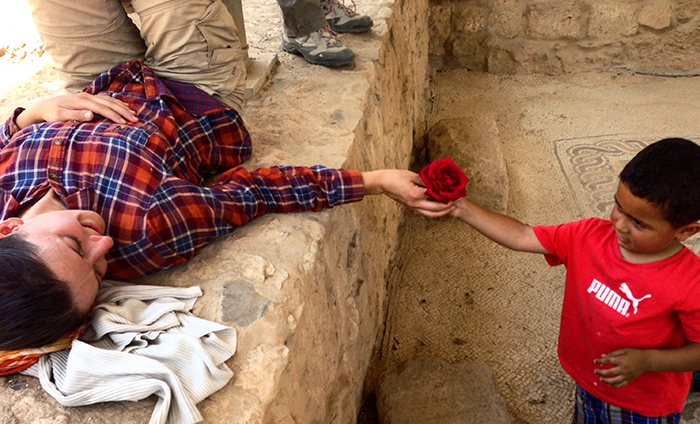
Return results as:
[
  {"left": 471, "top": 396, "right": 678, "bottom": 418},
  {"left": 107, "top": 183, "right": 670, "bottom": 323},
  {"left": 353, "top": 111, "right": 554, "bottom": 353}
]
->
[{"left": 449, "top": 138, "right": 700, "bottom": 422}]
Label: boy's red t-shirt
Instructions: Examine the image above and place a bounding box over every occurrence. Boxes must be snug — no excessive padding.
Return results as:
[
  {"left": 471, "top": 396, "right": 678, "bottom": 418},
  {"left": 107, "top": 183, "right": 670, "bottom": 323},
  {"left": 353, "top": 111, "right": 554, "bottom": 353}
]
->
[{"left": 534, "top": 217, "right": 700, "bottom": 416}]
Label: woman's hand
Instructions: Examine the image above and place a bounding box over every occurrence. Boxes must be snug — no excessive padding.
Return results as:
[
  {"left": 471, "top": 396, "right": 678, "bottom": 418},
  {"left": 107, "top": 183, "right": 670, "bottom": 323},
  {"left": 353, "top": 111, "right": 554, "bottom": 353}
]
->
[
  {"left": 361, "top": 169, "right": 456, "bottom": 218},
  {"left": 16, "top": 92, "right": 138, "bottom": 129}
]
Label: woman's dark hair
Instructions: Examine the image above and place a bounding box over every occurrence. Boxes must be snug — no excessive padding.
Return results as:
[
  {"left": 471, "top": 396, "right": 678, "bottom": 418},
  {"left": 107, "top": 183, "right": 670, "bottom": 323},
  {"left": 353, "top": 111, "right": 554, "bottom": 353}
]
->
[
  {"left": 620, "top": 137, "right": 700, "bottom": 228},
  {"left": 0, "top": 233, "right": 87, "bottom": 350}
]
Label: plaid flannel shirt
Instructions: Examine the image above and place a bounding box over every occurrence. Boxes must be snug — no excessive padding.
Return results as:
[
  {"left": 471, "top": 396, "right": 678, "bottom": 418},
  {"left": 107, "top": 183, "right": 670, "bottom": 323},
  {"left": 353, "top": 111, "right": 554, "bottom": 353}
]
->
[{"left": 0, "top": 61, "right": 364, "bottom": 279}]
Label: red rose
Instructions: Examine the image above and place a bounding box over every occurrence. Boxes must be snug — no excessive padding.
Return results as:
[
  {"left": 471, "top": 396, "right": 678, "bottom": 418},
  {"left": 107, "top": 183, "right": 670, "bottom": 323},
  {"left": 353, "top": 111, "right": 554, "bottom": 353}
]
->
[{"left": 419, "top": 157, "right": 469, "bottom": 203}]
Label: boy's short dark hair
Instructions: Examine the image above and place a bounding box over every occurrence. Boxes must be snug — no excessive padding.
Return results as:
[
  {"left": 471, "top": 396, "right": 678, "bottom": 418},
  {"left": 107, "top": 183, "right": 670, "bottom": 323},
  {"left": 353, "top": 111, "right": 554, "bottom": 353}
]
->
[
  {"left": 0, "top": 234, "right": 88, "bottom": 350},
  {"left": 620, "top": 137, "right": 700, "bottom": 228}
]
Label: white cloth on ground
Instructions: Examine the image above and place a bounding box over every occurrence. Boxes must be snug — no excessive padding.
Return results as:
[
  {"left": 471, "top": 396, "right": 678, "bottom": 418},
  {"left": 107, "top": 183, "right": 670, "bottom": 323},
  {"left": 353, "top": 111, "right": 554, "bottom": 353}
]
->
[{"left": 22, "top": 280, "right": 237, "bottom": 424}]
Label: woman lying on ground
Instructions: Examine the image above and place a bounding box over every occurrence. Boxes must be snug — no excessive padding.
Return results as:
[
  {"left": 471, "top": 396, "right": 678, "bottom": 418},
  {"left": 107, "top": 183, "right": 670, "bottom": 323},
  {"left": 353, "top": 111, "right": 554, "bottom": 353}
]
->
[{"left": 0, "top": 60, "right": 453, "bottom": 359}]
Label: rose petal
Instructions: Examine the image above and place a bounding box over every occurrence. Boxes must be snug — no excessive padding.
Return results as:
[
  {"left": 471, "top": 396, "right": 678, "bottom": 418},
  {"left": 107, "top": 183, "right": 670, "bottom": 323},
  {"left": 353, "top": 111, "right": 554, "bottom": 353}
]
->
[{"left": 418, "top": 157, "right": 469, "bottom": 203}]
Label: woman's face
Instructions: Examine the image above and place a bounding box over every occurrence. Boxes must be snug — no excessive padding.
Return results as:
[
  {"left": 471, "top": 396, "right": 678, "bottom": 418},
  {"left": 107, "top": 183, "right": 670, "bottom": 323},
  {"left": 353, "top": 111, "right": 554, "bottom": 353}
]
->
[{"left": 10, "top": 210, "right": 113, "bottom": 311}]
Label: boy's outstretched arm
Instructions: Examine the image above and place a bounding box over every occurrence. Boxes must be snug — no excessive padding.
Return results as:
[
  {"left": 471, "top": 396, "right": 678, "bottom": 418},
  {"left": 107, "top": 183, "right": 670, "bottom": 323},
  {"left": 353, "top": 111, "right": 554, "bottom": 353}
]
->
[
  {"left": 594, "top": 343, "right": 700, "bottom": 389},
  {"left": 450, "top": 197, "right": 549, "bottom": 254}
]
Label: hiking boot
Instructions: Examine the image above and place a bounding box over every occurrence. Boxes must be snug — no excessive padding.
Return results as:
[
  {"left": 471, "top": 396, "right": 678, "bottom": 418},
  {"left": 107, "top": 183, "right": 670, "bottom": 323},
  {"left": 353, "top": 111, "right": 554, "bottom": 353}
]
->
[
  {"left": 281, "top": 25, "right": 355, "bottom": 67},
  {"left": 322, "top": 0, "right": 373, "bottom": 33}
]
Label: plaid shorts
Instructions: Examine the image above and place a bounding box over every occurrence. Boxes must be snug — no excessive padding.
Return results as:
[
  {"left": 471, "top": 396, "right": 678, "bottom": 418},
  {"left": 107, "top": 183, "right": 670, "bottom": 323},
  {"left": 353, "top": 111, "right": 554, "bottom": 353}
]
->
[{"left": 572, "top": 384, "right": 680, "bottom": 424}]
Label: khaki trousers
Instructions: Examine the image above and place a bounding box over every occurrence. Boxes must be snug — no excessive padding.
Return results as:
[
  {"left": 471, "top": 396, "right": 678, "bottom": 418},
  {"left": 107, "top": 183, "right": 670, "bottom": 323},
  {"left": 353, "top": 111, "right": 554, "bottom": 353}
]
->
[
  {"left": 28, "top": 0, "right": 246, "bottom": 112},
  {"left": 277, "top": 0, "right": 327, "bottom": 37}
]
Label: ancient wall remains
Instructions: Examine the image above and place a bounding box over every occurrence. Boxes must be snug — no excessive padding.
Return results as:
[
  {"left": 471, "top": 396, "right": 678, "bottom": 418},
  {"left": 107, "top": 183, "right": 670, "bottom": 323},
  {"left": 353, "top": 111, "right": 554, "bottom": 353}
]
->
[{"left": 430, "top": 0, "right": 700, "bottom": 75}]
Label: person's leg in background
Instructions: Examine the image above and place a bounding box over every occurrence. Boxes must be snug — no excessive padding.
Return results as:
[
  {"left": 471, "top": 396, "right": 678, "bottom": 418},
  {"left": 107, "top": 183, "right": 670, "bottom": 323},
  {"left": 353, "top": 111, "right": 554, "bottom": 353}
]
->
[
  {"left": 278, "top": 0, "right": 372, "bottom": 67},
  {"left": 128, "top": 0, "right": 247, "bottom": 112},
  {"left": 27, "top": 0, "right": 147, "bottom": 94}
]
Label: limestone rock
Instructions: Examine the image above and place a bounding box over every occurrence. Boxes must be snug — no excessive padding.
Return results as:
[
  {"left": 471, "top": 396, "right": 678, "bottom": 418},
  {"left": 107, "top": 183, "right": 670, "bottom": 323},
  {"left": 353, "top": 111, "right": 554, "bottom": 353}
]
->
[
  {"left": 452, "top": 3, "right": 489, "bottom": 35},
  {"left": 449, "top": 4, "right": 490, "bottom": 70},
  {"left": 628, "top": 16, "right": 700, "bottom": 72},
  {"left": 489, "top": 1, "right": 524, "bottom": 39},
  {"left": 376, "top": 358, "right": 511, "bottom": 424},
  {"left": 429, "top": 4, "right": 452, "bottom": 56},
  {"left": 451, "top": 35, "right": 488, "bottom": 70},
  {"left": 487, "top": 47, "right": 518, "bottom": 74},
  {"left": 588, "top": 2, "right": 639, "bottom": 38},
  {"left": 222, "top": 280, "right": 274, "bottom": 327},
  {"left": 233, "top": 344, "right": 289, "bottom": 405},
  {"left": 558, "top": 43, "right": 624, "bottom": 72},
  {"left": 674, "top": 0, "right": 700, "bottom": 23},
  {"left": 426, "top": 117, "right": 508, "bottom": 214},
  {"left": 638, "top": 1, "right": 672, "bottom": 30},
  {"left": 526, "top": 1, "right": 588, "bottom": 40}
]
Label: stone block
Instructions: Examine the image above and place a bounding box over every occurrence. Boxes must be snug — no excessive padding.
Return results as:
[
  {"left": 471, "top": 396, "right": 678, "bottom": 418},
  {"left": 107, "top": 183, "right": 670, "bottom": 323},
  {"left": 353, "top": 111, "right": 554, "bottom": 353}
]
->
[
  {"left": 526, "top": 1, "right": 588, "bottom": 40},
  {"left": 452, "top": 3, "right": 489, "bottom": 35},
  {"left": 429, "top": 3, "right": 452, "bottom": 56},
  {"left": 426, "top": 117, "right": 508, "bottom": 214},
  {"left": 628, "top": 17, "right": 700, "bottom": 72},
  {"left": 589, "top": 2, "right": 639, "bottom": 37},
  {"left": 674, "top": 0, "right": 700, "bottom": 23},
  {"left": 639, "top": 1, "right": 672, "bottom": 30},
  {"left": 489, "top": 1, "right": 524, "bottom": 39},
  {"left": 558, "top": 43, "right": 625, "bottom": 72},
  {"left": 448, "top": 3, "right": 489, "bottom": 70},
  {"left": 486, "top": 40, "right": 564, "bottom": 75},
  {"left": 233, "top": 344, "right": 289, "bottom": 405},
  {"left": 222, "top": 280, "right": 274, "bottom": 327},
  {"left": 376, "top": 358, "right": 511, "bottom": 424},
  {"left": 451, "top": 35, "right": 488, "bottom": 71},
  {"left": 487, "top": 48, "right": 518, "bottom": 74}
]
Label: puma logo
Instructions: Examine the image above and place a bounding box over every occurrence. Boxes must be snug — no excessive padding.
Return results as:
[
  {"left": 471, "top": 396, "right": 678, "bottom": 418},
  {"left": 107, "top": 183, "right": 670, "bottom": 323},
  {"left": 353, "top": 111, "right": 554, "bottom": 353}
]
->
[
  {"left": 587, "top": 279, "right": 630, "bottom": 316},
  {"left": 586, "top": 280, "right": 652, "bottom": 317},
  {"left": 619, "top": 283, "right": 651, "bottom": 315}
]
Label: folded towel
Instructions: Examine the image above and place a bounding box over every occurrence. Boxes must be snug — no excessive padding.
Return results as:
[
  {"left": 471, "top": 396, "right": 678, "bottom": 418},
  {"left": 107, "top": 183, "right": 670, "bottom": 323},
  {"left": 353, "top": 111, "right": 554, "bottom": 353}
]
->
[{"left": 23, "top": 281, "right": 237, "bottom": 424}]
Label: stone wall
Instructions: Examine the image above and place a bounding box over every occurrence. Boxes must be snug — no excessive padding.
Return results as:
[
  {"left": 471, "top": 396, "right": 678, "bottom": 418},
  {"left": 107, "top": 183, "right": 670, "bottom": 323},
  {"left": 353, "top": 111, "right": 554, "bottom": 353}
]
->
[
  {"left": 430, "top": 0, "right": 700, "bottom": 75},
  {"left": 261, "top": 0, "right": 433, "bottom": 420}
]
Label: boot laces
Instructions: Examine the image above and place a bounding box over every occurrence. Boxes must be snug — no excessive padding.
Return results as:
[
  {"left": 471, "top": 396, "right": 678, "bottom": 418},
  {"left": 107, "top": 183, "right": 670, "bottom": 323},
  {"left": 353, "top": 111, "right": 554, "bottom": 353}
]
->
[
  {"left": 322, "top": 0, "right": 358, "bottom": 18},
  {"left": 317, "top": 25, "right": 342, "bottom": 46}
]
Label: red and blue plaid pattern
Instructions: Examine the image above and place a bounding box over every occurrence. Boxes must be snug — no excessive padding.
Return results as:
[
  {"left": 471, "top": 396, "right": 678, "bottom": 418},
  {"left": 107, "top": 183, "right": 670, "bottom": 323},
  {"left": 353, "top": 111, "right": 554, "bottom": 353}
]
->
[
  {"left": 0, "top": 61, "right": 364, "bottom": 279},
  {"left": 572, "top": 384, "right": 680, "bottom": 424}
]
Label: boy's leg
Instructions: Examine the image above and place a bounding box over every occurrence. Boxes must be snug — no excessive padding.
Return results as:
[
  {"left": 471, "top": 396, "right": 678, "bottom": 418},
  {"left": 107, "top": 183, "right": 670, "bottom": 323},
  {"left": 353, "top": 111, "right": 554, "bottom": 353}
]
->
[
  {"left": 27, "top": 0, "right": 147, "bottom": 94},
  {"left": 128, "top": 0, "right": 246, "bottom": 112}
]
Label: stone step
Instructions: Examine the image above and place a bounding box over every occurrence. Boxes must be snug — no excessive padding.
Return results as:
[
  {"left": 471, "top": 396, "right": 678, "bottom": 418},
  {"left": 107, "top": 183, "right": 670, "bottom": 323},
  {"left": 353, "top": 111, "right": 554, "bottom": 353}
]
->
[{"left": 377, "top": 358, "right": 511, "bottom": 424}]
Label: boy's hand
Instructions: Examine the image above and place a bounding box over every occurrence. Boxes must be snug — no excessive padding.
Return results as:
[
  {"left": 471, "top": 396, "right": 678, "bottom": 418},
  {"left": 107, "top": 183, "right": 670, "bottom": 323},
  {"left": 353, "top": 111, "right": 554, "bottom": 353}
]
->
[
  {"left": 16, "top": 93, "right": 138, "bottom": 129},
  {"left": 594, "top": 348, "right": 651, "bottom": 388}
]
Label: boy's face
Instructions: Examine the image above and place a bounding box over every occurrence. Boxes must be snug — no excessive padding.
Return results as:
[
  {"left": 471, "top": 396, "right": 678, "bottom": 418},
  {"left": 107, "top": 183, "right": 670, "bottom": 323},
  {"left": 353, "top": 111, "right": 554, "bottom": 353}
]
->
[{"left": 611, "top": 182, "right": 694, "bottom": 257}]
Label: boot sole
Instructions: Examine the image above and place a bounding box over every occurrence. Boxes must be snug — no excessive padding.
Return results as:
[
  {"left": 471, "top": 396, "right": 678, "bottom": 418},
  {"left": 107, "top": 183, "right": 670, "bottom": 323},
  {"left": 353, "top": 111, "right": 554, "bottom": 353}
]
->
[{"left": 281, "top": 40, "right": 355, "bottom": 67}]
